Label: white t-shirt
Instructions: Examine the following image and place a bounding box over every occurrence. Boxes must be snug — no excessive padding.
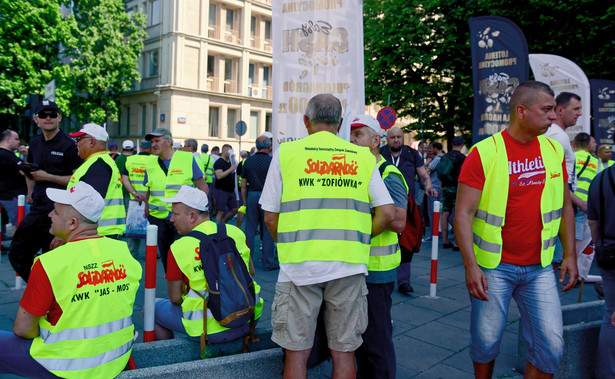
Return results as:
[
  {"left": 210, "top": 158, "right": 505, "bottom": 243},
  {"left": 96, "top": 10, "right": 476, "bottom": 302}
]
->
[
  {"left": 544, "top": 123, "right": 575, "bottom": 187},
  {"left": 260, "top": 150, "right": 394, "bottom": 286}
]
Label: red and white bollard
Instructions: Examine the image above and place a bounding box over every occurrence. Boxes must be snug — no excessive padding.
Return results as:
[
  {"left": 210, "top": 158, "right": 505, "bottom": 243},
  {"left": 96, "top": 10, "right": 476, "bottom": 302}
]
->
[
  {"left": 15, "top": 195, "right": 26, "bottom": 290},
  {"left": 429, "top": 201, "right": 441, "bottom": 298},
  {"left": 143, "top": 224, "right": 158, "bottom": 342}
]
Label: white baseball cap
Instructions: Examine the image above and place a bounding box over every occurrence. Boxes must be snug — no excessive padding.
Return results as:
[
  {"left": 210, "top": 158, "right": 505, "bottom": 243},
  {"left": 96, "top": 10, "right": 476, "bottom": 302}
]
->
[
  {"left": 261, "top": 131, "right": 273, "bottom": 139},
  {"left": 70, "top": 123, "right": 109, "bottom": 142},
  {"left": 350, "top": 115, "right": 382, "bottom": 135},
  {"left": 122, "top": 140, "right": 135, "bottom": 150},
  {"left": 46, "top": 182, "right": 105, "bottom": 222},
  {"left": 172, "top": 142, "right": 182, "bottom": 149},
  {"left": 162, "top": 185, "right": 208, "bottom": 211}
]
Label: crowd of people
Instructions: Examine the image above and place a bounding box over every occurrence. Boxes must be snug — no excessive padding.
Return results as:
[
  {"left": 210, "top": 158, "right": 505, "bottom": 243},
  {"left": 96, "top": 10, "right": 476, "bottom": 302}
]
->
[{"left": 0, "top": 83, "right": 613, "bottom": 378}]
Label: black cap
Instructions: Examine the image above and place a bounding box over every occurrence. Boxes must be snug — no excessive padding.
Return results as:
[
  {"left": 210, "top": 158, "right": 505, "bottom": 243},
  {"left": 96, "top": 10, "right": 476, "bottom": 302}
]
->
[
  {"left": 145, "top": 128, "right": 172, "bottom": 141},
  {"left": 34, "top": 99, "right": 60, "bottom": 115},
  {"left": 452, "top": 136, "right": 464, "bottom": 146}
]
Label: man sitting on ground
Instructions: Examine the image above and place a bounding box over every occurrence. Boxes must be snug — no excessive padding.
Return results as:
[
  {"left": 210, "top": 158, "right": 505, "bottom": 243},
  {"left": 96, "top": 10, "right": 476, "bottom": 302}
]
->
[{"left": 154, "top": 186, "right": 263, "bottom": 343}]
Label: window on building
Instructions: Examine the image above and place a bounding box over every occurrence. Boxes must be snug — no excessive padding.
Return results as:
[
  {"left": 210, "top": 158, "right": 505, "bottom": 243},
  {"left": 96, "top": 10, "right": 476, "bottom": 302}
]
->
[
  {"left": 227, "top": 108, "right": 237, "bottom": 139},
  {"left": 209, "top": 107, "right": 220, "bottom": 137},
  {"left": 149, "top": 50, "right": 159, "bottom": 77},
  {"left": 265, "top": 113, "right": 272, "bottom": 133},
  {"left": 125, "top": 106, "right": 131, "bottom": 136},
  {"left": 207, "top": 55, "right": 215, "bottom": 77},
  {"left": 264, "top": 20, "right": 271, "bottom": 40},
  {"left": 141, "top": 105, "right": 146, "bottom": 135},
  {"left": 250, "top": 16, "right": 256, "bottom": 36},
  {"left": 150, "top": 0, "right": 160, "bottom": 26},
  {"left": 250, "top": 111, "right": 258, "bottom": 139},
  {"left": 209, "top": 4, "right": 217, "bottom": 26},
  {"left": 226, "top": 9, "right": 234, "bottom": 31},
  {"left": 263, "top": 66, "right": 270, "bottom": 87},
  {"left": 248, "top": 63, "right": 255, "bottom": 86},
  {"left": 152, "top": 104, "right": 157, "bottom": 131}
]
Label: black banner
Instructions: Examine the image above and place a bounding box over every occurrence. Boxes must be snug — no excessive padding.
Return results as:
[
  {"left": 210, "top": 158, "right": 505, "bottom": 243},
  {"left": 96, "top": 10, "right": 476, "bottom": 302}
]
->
[
  {"left": 469, "top": 16, "right": 529, "bottom": 144},
  {"left": 590, "top": 79, "right": 615, "bottom": 145}
]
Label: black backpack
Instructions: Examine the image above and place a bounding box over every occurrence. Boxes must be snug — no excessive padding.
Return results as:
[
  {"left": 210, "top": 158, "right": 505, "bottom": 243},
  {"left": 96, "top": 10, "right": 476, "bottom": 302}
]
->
[{"left": 187, "top": 224, "right": 257, "bottom": 355}]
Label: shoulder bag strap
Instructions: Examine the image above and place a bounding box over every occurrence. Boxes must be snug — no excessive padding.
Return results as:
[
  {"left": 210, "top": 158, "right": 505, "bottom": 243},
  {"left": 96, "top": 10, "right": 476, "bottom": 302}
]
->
[{"left": 577, "top": 155, "right": 591, "bottom": 178}]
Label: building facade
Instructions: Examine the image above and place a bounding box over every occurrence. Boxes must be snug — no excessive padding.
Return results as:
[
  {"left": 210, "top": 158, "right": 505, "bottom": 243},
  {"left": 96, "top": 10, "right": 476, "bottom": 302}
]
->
[{"left": 112, "top": 0, "right": 272, "bottom": 153}]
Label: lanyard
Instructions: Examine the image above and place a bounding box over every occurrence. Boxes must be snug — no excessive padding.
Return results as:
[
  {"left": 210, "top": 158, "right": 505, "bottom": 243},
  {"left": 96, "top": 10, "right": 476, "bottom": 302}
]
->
[{"left": 391, "top": 154, "right": 400, "bottom": 167}]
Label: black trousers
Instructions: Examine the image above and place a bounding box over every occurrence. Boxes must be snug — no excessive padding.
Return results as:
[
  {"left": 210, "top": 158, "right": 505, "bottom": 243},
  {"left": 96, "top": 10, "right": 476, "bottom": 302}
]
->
[
  {"left": 147, "top": 215, "right": 178, "bottom": 273},
  {"left": 355, "top": 281, "right": 396, "bottom": 379},
  {"left": 9, "top": 206, "right": 54, "bottom": 282}
]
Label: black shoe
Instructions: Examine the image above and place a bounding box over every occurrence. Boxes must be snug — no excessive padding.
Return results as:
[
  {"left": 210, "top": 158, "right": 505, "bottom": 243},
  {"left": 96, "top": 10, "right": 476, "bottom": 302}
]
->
[
  {"left": 595, "top": 284, "right": 605, "bottom": 300},
  {"left": 398, "top": 283, "right": 414, "bottom": 294}
]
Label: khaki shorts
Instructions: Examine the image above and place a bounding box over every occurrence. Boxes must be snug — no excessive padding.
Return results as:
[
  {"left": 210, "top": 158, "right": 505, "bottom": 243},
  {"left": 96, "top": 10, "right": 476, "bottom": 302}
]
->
[{"left": 271, "top": 274, "right": 368, "bottom": 352}]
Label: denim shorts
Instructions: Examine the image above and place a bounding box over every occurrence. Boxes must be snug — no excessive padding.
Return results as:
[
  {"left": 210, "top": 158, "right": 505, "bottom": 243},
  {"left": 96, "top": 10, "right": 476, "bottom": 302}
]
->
[
  {"left": 155, "top": 298, "right": 199, "bottom": 341},
  {"left": 575, "top": 210, "right": 587, "bottom": 240},
  {"left": 469, "top": 263, "right": 563, "bottom": 374}
]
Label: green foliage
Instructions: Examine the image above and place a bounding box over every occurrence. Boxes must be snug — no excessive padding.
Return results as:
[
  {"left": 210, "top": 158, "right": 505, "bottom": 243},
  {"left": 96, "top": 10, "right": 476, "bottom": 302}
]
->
[
  {"left": 364, "top": 0, "right": 615, "bottom": 145},
  {"left": 0, "top": 0, "right": 146, "bottom": 125}
]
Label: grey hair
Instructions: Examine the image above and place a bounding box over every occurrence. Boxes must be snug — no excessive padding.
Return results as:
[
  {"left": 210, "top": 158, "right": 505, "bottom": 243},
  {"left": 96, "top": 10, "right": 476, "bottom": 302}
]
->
[
  {"left": 255, "top": 136, "right": 272, "bottom": 150},
  {"left": 184, "top": 138, "right": 198, "bottom": 152},
  {"left": 304, "top": 94, "right": 342, "bottom": 127}
]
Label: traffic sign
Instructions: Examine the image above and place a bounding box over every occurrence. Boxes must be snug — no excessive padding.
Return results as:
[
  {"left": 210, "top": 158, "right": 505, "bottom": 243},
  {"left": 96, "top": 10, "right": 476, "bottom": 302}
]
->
[
  {"left": 235, "top": 120, "right": 247, "bottom": 136},
  {"left": 377, "top": 107, "right": 397, "bottom": 129}
]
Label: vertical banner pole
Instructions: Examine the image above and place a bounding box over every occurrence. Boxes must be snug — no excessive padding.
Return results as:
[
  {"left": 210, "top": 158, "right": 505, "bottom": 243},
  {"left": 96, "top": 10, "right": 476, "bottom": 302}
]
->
[
  {"left": 143, "top": 224, "right": 159, "bottom": 342},
  {"left": 429, "top": 201, "right": 441, "bottom": 298},
  {"left": 15, "top": 195, "right": 26, "bottom": 290}
]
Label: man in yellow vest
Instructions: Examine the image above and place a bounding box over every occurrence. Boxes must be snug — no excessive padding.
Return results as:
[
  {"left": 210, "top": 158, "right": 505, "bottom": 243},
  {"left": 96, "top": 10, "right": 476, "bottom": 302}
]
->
[
  {"left": 153, "top": 185, "right": 262, "bottom": 343},
  {"left": 143, "top": 128, "right": 209, "bottom": 272},
  {"left": 0, "top": 181, "right": 141, "bottom": 378},
  {"left": 260, "top": 94, "right": 395, "bottom": 377},
  {"left": 68, "top": 123, "right": 126, "bottom": 239},
  {"left": 455, "top": 81, "right": 578, "bottom": 378},
  {"left": 350, "top": 115, "right": 408, "bottom": 379},
  {"left": 573, "top": 132, "right": 599, "bottom": 258}
]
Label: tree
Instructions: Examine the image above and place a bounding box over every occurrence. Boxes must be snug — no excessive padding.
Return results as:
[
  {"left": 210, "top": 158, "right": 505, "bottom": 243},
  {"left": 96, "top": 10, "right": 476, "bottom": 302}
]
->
[
  {"left": 0, "top": 0, "right": 65, "bottom": 113},
  {"left": 60, "top": 0, "right": 147, "bottom": 124},
  {"left": 0, "top": 0, "right": 146, "bottom": 127},
  {"left": 363, "top": 0, "right": 615, "bottom": 147}
]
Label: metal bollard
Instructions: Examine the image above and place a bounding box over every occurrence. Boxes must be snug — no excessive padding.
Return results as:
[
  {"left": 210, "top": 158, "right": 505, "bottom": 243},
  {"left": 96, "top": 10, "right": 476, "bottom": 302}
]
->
[
  {"left": 15, "top": 195, "right": 26, "bottom": 289},
  {"left": 429, "top": 201, "right": 441, "bottom": 298},
  {"left": 143, "top": 224, "right": 159, "bottom": 342}
]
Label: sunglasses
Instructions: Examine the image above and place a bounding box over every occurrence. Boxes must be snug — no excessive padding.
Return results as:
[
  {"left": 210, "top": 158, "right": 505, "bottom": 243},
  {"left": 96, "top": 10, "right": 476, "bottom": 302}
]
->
[
  {"left": 37, "top": 111, "right": 58, "bottom": 119},
  {"left": 74, "top": 136, "right": 92, "bottom": 143}
]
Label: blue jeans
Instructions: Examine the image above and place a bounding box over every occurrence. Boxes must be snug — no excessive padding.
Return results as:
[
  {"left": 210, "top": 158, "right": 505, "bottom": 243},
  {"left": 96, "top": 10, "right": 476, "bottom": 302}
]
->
[
  {"left": 1, "top": 196, "right": 30, "bottom": 226},
  {"left": 469, "top": 263, "right": 563, "bottom": 374},
  {"left": 245, "top": 191, "right": 277, "bottom": 270},
  {"left": 0, "top": 331, "right": 58, "bottom": 378},
  {"left": 598, "top": 266, "right": 615, "bottom": 378}
]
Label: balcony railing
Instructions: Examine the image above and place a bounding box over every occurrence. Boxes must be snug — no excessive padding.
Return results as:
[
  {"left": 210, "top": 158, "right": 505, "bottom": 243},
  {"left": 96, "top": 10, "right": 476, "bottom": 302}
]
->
[
  {"left": 224, "top": 29, "right": 241, "bottom": 45},
  {"left": 250, "top": 35, "right": 260, "bottom": 49},
  {"left": 262, "top": 86, "right": 272, "bottom": 100},
  {"left": 206, "top": 76, "right": 219, "bottom": 91},
  {"left": 223, "top": 79, "right": 238, "bottom": 94},
  {"left": 208, "top": 25, "right": 220, "bottom": 40},
  {"left": 264, "top": 39, "right": 272, "bottom": 52}
]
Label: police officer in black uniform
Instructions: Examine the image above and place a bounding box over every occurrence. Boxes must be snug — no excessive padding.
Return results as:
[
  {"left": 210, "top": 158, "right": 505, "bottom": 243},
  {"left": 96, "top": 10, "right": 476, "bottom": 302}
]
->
[{"left": 9, "top": 100, "right": 82, "bottom": 281}]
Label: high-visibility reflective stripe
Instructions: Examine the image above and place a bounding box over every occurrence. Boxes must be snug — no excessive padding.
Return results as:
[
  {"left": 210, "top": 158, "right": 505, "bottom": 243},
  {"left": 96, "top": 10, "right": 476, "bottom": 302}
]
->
[
  {"left": 39, "top": 317, "right": 133, "bottom": 344},
  {"left": 280, "top": 198, "right": 370, "bottom": 214},
  {"left": 166, "top": 184, "right": 195, "bottom": 191},
  {"left": 136, "top": 190, "right": 147, "bottom": 195},
  {"left": 543, "top": 208, "right": 562, "bottom": 223},
  {"left": 35, "top": 340, "right": 132, "bottom": 372},
  {"left": 543, "top": 236, "right": 557, "bottom": 250},
  {"left": 186, "top": 288, "right": 208, "bottom": 299},
  {"left": 474, "top": 210, "right": 504, "bottom": 227},
  {"left": 104, "top": 199, "right": 124, "bottom": 207},
  {"left": 369, "top": 243, "right": 398, "bottom": 257},
  {"left": 148, "top": 204, "right": 168, "bottom": 212},
  {"left": 278, "top": 229, "right": 370, "bottom": 244},
  {"left": 150, "top": 191, "right": 165, "bottom": 197},
  {"left": 577, "top": 177, "right": 592, "bottom": 183},
  {"left": 183, "top": 294, "right": 260, "bottom": 321},
  {"left": 98, "top": 218, "right": 126, "bottom": 227},
  {"left": 576, "top": 188, "right": 588, "bottom": 195},
  {"left": 473, "top": 233, "right": 500, "bottom": 254}
]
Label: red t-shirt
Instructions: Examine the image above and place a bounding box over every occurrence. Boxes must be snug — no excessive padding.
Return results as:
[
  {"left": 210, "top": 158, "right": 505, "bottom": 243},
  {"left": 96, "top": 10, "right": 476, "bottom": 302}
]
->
[
  {"left": 19, "top": 236, "right": 105, "bottom": 326},
  {"left": 166, "top": 248, "right": 189, "bottom": 285},
  {"left": 458, "top": 130, "right": 567, "bottom": 265}
]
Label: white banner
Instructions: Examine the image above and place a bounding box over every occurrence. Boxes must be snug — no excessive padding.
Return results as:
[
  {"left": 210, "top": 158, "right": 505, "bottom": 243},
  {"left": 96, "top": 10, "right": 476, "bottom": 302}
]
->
[
  {"left": 272, "top": 0, "right": 365, "bottom": 148},
  {"left": 529, "top": 54, "right": 590, "bottom": 139}
]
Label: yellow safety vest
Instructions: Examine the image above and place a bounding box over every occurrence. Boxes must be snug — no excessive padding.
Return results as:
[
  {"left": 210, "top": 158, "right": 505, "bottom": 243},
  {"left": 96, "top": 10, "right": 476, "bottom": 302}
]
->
[
  {"left": 126, "top": 154, "right": 156, "bottom": 200},
  {"left": 277, "top": 131, "right": 376, "bottom": 264},
  {"left": 200, "top": 154, "right": 214, "bottom": 184},
  {"left": 471, "top": 132, "right": 564, "bottom": 269},
  {"left": 145, "top": 151, "right": 196, "bottom": 219},
  {"left": 30, "top": 237, "right": 142, "bottom": 379},
  {"left": 368, "top": 158, "right": 408, "bottom": 272},
  {"left": 68, "top": 152, "right": 126, "bottom": 236},
  {"left": 171, "top": 221, "right": 263, "bottom": 340},
  {"left": 574, "top": 151, "right": 598, "bottom": 201}
]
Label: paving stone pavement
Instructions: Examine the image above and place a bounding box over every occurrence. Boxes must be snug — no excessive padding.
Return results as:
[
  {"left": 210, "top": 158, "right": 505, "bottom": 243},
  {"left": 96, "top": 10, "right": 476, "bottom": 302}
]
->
[{"left": 0, "top": 231, "right": 603, "bottom": 378}]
